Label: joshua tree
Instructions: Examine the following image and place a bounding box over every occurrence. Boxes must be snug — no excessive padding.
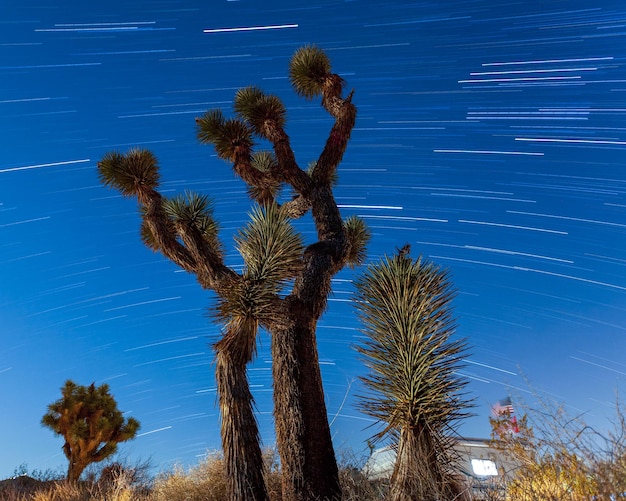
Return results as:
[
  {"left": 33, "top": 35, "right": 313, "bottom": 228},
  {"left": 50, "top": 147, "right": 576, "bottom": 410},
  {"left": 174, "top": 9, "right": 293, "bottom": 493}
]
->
[
  {"left": 97, "top": 46, "right": 368, "bottom": 501},
  {"left": 42, "top": 380, "right": 140, "bottom": 483},
  {"left": 354, "top": 249, "right": 471, "bottom": 501}
]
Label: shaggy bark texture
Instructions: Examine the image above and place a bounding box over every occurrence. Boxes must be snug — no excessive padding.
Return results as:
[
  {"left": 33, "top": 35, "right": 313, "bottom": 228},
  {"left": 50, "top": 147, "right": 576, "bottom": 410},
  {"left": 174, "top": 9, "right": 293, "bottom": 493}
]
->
[{"left": 215, "top": 348, "right": 269, "bottom": 501}]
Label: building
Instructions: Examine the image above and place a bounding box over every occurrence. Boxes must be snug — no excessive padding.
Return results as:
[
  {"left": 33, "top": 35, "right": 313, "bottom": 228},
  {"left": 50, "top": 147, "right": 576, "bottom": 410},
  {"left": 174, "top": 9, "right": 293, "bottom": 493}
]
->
[{"left": 363, "top": 437, "right": 519, "bottom": 499}]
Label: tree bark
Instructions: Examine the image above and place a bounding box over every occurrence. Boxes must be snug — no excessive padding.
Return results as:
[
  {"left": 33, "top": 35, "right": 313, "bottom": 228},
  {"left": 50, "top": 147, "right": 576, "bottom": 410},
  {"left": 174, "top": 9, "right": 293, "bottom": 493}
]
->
[
  {"left": 391, "top": 424, "right": 460, "bottom": 501},
  {"left": 67, "top": 457, "right": 87, "bottom": 484},
  {"left": 216, "top": 350, "right": 269, "bottom": 501},
  {"left": 271, "top": 317, "right": 341, "bottom": 501}
]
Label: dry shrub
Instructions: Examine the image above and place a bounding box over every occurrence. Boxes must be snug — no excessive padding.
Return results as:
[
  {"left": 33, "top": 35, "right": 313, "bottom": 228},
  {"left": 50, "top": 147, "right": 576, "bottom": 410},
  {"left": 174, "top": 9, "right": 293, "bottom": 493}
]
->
[
  {"left": 151, "top": 448, "right": 284, "bottom": 501},
  {"left": 0, "top": 466, "right": 147, "bottom": 501},
  {"left": 151, "top": 451, "right": 228, "bottom": 501},
  {"left": 263, "top": 448, "right": 283, "bottom": 501},
  {"left": 339, "top": 465, "right": 388, "bottom": 501},
  {"left": 31, "top": 473, "right": 139, "bottom": 501},
  {"left": 336, "top": 448, "right": 390, "bottom": 501},
  {"left": 4, "top": 447, "right": 396, "bottom": 501}
]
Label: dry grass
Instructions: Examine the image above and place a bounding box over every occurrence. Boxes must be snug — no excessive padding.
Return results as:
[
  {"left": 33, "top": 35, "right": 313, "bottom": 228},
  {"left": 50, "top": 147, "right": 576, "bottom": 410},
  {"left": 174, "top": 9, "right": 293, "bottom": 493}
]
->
[
  {"left": 150, "top": 452, "right": 228, "bottom": 501},
  {"left": 0, "top": 467, "right": 141, "bottom": 501},
  {"left": 2, "top": 449, "right": 389, "bottom": 501}
]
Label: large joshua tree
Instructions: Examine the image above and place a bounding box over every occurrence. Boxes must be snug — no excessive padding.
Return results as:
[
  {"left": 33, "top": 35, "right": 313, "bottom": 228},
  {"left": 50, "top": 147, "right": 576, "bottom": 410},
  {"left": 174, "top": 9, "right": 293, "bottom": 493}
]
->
[
  {"left": 42, "top": 380, "right": 140, "bottom": 483},
  {"left": 97, "top": 46, "right": 368, "bottom": 501},
  {"left": 354, "top": 248, "right": 471, "bottom": 501}
]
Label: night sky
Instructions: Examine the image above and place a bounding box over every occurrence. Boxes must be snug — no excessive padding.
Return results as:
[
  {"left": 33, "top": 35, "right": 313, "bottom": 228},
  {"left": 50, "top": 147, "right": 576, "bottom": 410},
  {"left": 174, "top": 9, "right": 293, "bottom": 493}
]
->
[{"left": 2, "top": 0, "right": 626, "bottom": 478}]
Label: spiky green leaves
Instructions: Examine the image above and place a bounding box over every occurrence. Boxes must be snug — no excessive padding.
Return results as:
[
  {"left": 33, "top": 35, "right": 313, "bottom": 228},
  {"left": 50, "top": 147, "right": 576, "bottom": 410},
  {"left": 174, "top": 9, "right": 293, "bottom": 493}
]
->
[
  {"left": 97, "top": 148, "right": 160, "bottom": 197},
  {"left": 215, "top": 204, "right": 302, "bottom": 326},
  {"left": 164, "top": 192, "right": 215, "bottom": 231},
  {"left": 236, "top": 203, "right": 303, "bottom": 286},
  {"left": 249, "top": 151, "right": 281, "bottom": 202},
  {"left": 234, "top": 86, "right": 286, "bottom": 138},
  {"left": 196, "top": 109, "right": 253, "bottom": 161},
  {"left": 289, "top": 45, "right": 332, "bottom": 99},
  {"left": 139, "top": 192, "right": 222, "bottom": 254},
  {"left": 251, "top": 151, "right": 277, "bottom": 174},
  {"left": 354, "top": 253, "right": 470, "bottom": 440},
  {"left": 343, "top": 216, "right": 370, "bottom": 268},
  {"left": 163, "top": 192, "right": 221, "bottom": 249}
]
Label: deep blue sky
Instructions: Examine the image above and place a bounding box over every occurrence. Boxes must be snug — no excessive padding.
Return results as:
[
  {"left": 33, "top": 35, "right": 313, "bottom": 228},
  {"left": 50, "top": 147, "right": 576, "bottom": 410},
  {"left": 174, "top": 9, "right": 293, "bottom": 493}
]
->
[{"left": 2, "top": 0, "right": 626, "bottom": 478}]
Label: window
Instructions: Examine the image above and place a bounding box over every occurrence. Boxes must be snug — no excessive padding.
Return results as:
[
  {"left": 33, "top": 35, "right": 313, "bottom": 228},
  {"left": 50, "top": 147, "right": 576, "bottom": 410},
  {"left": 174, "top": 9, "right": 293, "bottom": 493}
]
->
[{"left": 471, "top": 458, "right": 498, "bottom": 476}]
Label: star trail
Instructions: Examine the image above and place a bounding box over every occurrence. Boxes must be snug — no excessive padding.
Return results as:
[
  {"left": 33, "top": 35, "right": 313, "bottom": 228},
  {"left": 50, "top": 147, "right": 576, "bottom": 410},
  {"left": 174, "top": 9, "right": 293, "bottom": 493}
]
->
[{"left": 1, "top": 0, "right": 625, "bottom": 477}]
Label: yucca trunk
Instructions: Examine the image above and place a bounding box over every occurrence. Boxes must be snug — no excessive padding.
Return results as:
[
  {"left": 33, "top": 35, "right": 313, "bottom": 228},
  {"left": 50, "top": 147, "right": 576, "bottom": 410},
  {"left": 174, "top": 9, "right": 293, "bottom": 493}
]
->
[
  {"left": 391, "top": 425, "right": 469, "bottom": 501},
  {"left": 391, "top": 424, "right": 444, "bottom": 501},
  {"left": 271, "top": 320, "right": 341, "bottom": 501},
  {"left": 216, "top": 349, "right": 269, "bottom": 501}
]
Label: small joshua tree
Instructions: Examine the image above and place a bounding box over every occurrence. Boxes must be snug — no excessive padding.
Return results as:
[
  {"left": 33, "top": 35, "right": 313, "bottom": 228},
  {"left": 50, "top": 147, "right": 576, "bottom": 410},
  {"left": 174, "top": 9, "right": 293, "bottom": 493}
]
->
[
  {"left": 42, "top": 380, "right": 140, "bottom": 483},
  {"left": 354, "top": 248, "right": 471, "bottom": 501},
  {"left": 97, "top": 45, "right": 368, "bottom": 500}
]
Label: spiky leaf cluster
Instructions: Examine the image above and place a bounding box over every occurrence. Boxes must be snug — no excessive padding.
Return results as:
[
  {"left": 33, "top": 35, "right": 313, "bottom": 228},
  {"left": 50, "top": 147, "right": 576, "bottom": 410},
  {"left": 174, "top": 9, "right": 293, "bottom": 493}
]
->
[
  {"left": 249, "top": 151, "right": 281, "bottom": 202},
  {"left": 97, "top": 148, "right": 160, "bottom": 197},
  {"left": 236, "top": 203, "right": 303, "bottom": 287},
  {"left": 138, "top": 192, "right": 222, "bottom": 256},
  {"left": 251, "top": 151, "right": 277, "bottom": 174},
  {"left": 234, "top": 87, "right": 286, "bottom": 137},
  {"left": 354, "top": 253, "right": 470, "bottom": 441},
  {"left": 289, "top": 45, "right": 333, "bottom": 99},
  {"left": 214, "top": 278, "right": 272, "bottom": 329},
  {"left": 196, "top": 110, "right": 253, "bottom": 161},
  {"left": 343, "top": 216, "right": 370, "bottom": 268},
  {"left": 165, "top": 191, "right": 220, "bottom": 241},
  {"left": 214, "top": 204, "right": 302, "bottom": 326}
]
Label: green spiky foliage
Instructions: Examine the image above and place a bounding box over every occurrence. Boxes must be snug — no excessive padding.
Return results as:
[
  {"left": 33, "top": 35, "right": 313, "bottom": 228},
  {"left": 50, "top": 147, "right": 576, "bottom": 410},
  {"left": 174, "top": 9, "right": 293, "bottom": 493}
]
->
[
  {"left": 138, "top": 192, "right": 222, "bottom": 255},
  {"left": 41, "top": 380, "right": 140, "bottom": 483},
  {"left": 237, "top": 203, "right": 303, "bottom": 287},
  {"left": 234, "top": 87, "right": 287, "bottom": 139},
  {"left": 249, "top": 151, "right": 281, "bottom": 204},
  {"left": 98, "top": 148, "right": 160, "bottom": 197},
  {"left": 289, "top": 45, "right": 334, "bottom": 100},
  {"left": 354, "top": 250, "right": 471, "bottom": 501},
  {"left": 344, "top": 215, "right": 370, "bottom": 268},
  {"left": 251, "top": 151, "right": 277, "bottom": 174},
  {"left": 164, "top": 192, "right": 222, "bottom": 251},
  {"left": 196, "top": 110, "right": 254, "bottom": 162},
  {"left": 98, "top": 46, "right": 364, "bottom": 501},
  {"left": 214, "top": 203, "right": 303, "bottom": 330}
]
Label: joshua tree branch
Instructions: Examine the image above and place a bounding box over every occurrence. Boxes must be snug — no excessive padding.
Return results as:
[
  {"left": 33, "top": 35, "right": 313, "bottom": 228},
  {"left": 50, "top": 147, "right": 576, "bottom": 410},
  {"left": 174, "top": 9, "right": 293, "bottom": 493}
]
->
[
  {"left": 231, "top": 146, "right": 279, "bottom": 202},
  {"left": 139, "top": 189, "right": 199, "bottom": 274},
  {"left": 175, "top": 221, "right": 240, "bottom": 295},
  {"left": 313, "top": 91, "right": 356, "bottom": 185},
  {"left": 282, "top": 194, "right": 311, "bottom": 219}
]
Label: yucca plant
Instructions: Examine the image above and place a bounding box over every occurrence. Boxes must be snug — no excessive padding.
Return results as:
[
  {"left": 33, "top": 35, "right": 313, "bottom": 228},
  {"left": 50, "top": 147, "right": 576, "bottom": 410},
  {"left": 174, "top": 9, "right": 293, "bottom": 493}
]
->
[
  {"left": 354, "top": 248, "right": 471, "bottom": 501},
  {"left": 97, "top": 46, "right": 368, "bottom": 501}
]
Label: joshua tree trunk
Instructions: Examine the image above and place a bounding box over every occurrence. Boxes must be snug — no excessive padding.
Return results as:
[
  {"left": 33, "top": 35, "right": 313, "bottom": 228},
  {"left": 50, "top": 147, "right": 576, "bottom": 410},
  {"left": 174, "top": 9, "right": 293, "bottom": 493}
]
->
[
  {"left": 271, "top": 320, "right": 341, "bottom": 500},
  {"left": 215, "top": 343, "right": 269, "bottom": 501},
  {"left": 67, "top": 458, "right": 86, "bottom": 484}
]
